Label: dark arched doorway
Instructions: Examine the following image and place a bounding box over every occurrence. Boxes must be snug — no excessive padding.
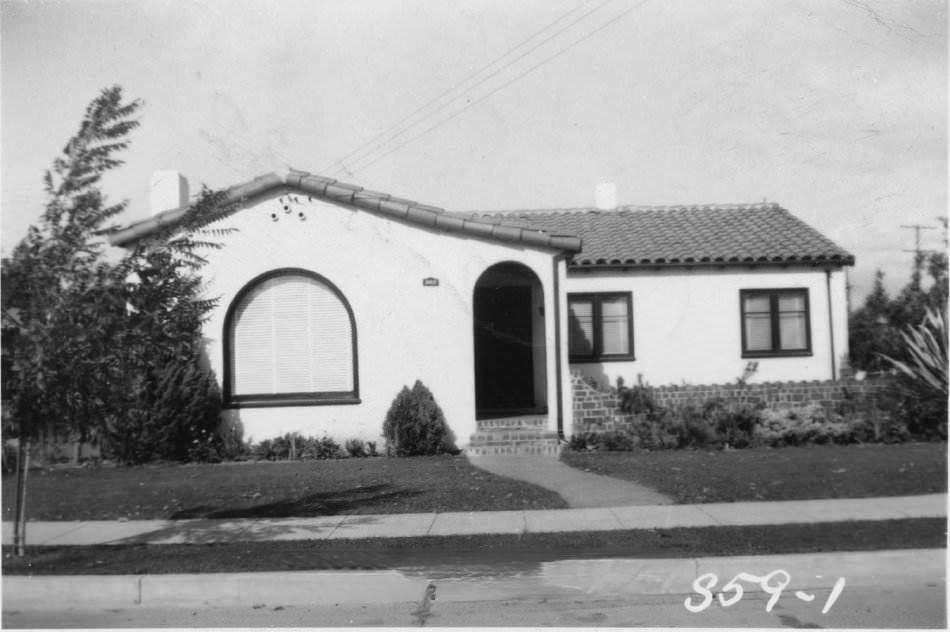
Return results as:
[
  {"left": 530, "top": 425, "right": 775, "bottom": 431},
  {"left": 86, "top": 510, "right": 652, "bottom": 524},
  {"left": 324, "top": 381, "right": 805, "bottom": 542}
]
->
[{"left": 473, "top": 262, "right": 547, "bottom": 419}]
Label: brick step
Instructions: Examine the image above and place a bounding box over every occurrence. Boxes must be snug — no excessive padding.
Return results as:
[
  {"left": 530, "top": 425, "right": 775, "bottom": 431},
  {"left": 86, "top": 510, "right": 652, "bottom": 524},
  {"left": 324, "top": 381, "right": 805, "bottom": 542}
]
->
[
  {"left": 468, "top": 430, "right": 559, "bottom": 445},
  {"left": 476, "top": 415, "right": 549, "bottom": 430},
  {"left": 466, "top": 442, "right": 561, "bottom": 457}
]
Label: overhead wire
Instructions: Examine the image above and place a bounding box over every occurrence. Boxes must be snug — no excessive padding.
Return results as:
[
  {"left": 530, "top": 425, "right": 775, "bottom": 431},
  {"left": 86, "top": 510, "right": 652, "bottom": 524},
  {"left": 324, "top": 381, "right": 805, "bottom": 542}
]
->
[
  {"left": 337, "top": 4, "right": 640, "bottom": 178},
  {"left": 324, "top": 0, "right": 621, "bottom": 179}
]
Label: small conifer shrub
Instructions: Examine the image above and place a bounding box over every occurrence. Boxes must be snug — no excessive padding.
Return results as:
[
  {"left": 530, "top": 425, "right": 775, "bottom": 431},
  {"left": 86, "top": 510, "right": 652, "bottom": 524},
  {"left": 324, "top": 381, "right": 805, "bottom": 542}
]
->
[{"left": 383, "top": 380, "right": 458, "bottom": 456}]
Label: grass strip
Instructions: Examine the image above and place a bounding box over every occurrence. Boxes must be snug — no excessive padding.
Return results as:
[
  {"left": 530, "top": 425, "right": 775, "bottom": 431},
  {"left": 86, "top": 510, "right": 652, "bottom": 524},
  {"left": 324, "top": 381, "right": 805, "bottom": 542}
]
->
[
  {"left": 3, "top": 518, "right": 944, "bottom": 575},
  {"left": 562, "top": 443, "right": 947, "bottom": 504},
  {"left": 1, "top": 456, "right": 568, "bottom": 521}
]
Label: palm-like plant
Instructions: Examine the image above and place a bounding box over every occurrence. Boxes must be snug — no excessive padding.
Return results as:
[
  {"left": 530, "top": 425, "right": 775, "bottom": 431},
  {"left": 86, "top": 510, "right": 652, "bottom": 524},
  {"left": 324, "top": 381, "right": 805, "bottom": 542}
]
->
[{"left": 882, "top": 305, "right": 948, "bottom": 397}]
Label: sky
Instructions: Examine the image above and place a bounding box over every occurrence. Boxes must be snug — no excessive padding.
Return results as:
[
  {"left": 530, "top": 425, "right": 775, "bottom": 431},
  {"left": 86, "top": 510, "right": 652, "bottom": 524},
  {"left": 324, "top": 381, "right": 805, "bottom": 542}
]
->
[{"left": 2, "top": 0, "right": 946, "bottom": 303}]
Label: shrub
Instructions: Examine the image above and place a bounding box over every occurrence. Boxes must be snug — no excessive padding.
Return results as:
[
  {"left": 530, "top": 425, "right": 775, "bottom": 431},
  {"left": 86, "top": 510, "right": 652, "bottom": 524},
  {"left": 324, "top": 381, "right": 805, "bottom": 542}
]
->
[
  {"left": 383, "top": 380, "right": 458, "bottom": 456},
  {"left": 598, "top": 429, "right": 639, "bottom": 451},
  {"left": 567, "top": 433, "right": 594, "bottom": 452},
  {"left": 703, "top": 398, "right": 761, "bottom": 449},
  {"left": 617, "top": 375, "right": 657, "bottom": 416},
  {"left": 345, "top": 438, "right": 367, "bottom": 458},
  {"left": 880, "top": 306, "right": 948, "bottom": 439},
  {"left": 101, "top": 359, "right": 223, "bottom": 464},
  {"left": 754, "top": 406, "right": 856, "bottom": 447},
  {"left": 249, "top": 433, "right": 347, "bottom": 461},
  {"left": 344, "top": 438, "right": 379, "bottom": 458}
]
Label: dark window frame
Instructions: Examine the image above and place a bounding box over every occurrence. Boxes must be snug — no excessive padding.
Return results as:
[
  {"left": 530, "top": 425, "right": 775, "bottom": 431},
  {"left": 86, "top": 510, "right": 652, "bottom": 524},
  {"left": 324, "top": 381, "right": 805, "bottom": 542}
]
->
[
  {"left": 739, "top": 288, "right": 812, "bottom": 358},
  {"left": 222, "top": 267, "right": 360, "bottom": 408},
  {"left": 567, "top": 292, "right": 635, "bottom": 363}
]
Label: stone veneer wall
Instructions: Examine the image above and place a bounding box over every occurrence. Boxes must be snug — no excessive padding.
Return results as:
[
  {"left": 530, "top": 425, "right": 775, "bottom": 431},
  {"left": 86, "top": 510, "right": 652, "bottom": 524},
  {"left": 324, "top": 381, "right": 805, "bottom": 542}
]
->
[{"left": 571, "top": 372, "right": 894, "bottom": 433}]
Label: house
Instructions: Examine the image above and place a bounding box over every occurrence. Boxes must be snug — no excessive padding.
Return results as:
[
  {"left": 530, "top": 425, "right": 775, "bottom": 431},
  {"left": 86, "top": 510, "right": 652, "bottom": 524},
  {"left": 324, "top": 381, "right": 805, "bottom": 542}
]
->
[{"left": 108, "top": 169, "right": 854, "bottom": 451}]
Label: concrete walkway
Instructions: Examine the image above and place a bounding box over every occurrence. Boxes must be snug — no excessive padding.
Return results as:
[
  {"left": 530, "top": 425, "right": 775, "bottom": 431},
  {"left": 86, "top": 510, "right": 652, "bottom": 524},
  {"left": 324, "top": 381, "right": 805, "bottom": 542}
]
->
[
  {"left": 470, "top": 455, "right": 673, "bottom": 506},
  {"left": 2, "top": 493, "right": 944, "bottom": 546}
]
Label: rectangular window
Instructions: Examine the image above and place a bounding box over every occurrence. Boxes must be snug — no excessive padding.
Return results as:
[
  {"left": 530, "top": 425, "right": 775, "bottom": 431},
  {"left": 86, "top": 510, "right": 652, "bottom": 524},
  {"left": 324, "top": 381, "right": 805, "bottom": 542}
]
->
[
  {"left": 740, "top": 289, "right": 811, "bottom": 357},
  {"left": 568, "top": 292, "right": 634, "bottom": 362}
]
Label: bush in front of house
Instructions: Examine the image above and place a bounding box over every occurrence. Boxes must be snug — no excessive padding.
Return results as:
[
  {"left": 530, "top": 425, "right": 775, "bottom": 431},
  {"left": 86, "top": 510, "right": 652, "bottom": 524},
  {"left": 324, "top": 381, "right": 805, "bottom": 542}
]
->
[
  {"left": 383, "top": 380, "right": 458, "bottom": 456},
  {"left": 102, "top": 359, "right": 224, "bottom": 465},
  {"left": 344, "top": 438, "right": 379, "bottom": 458},
  {"left": 570, "top": 397, "right": 909, "bottom": 453},
  {"left": 246, "top": 433, "right": 381, "bottom": 461},
  {"left": 754, "top": 406, "right": 856, "bottom": 447}
]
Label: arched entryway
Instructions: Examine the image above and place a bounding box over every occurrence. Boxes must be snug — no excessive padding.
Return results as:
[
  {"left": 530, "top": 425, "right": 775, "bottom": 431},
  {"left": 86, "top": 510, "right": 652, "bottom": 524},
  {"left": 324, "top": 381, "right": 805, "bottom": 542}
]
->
[{"left": 473, "top": 262, "right": 547, "bottom": 419}]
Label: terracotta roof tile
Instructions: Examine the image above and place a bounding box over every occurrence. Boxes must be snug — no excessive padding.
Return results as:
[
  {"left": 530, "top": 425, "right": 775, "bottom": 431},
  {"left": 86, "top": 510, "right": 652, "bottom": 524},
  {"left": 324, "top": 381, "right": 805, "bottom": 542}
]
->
[
  {"left": 106, "top": 170, "right": 582, "bottom": 253},
  {"left": 456, "top": 203, "right": 854, "bottom": 268}
]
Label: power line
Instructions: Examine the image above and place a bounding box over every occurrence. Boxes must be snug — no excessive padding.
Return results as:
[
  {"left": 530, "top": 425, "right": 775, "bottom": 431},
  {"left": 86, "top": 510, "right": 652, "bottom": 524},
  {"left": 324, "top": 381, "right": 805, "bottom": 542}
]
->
[
  {"left": 337, "top": 4, "right": 641, "bottom": 178},
  {"left": 325, "top": 0, "right": 621, "bottom": 178}
]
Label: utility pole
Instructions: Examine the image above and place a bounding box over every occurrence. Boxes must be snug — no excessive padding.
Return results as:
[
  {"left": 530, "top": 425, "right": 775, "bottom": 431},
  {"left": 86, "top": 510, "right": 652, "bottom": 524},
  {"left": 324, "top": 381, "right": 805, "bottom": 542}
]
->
[
  {"left": 901, "top": 223, "right": 937, "bottom": 290},
  {"left": 900, "top": 223, "right": 937, "bottom": 256}
]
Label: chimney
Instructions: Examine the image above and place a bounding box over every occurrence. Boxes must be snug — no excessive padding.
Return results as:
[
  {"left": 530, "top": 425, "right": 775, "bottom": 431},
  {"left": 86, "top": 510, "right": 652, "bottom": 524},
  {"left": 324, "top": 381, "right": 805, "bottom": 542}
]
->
[
  {"left": 594, "top": 181, "right": 617, "bottom": 210},
  {"left": 150, "top": 171, "right": 189, "bottom": 215}
]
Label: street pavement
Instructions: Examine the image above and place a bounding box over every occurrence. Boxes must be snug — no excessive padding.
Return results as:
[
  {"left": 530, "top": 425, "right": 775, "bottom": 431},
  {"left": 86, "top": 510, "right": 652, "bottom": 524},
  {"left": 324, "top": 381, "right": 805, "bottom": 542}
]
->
[
  {"left": 3, "top": 549, "right": 946, "bottom": 627},
  {"left": 5, "top": 582, "right": 945, "bottom": 628}
]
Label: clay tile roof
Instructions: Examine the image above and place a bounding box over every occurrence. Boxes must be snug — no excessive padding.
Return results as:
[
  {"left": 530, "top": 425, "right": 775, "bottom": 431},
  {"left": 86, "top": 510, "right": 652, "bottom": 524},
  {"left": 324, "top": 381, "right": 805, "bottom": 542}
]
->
[
  {"left": 106, "top": 170, "right": 581, "bottom": 254},
  {"left": 457, "top": 203, "right": 854, "bottom": 268}
]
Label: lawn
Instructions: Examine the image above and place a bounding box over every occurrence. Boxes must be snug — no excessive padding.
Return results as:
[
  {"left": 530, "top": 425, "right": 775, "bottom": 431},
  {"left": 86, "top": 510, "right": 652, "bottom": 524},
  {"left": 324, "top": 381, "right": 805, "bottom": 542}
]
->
[
  {"left": 562, "top": 442, "right": 947, "bottom": 504},
  {"left": 1, "top": 456, "right": 568, "bottom": 521},
  {"left": 3, "top": 443, "right": 946, "bottom": 522},
  {"left": 3, "top": 518, "right": 944, "bottom": 575}
]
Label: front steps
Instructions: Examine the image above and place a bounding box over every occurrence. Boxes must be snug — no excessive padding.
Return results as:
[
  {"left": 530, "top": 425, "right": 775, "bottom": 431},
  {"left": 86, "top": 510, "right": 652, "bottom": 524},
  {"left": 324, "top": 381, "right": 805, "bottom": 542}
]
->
[{"left": 466, "top": 415, "right": 561, "bottom": 456}]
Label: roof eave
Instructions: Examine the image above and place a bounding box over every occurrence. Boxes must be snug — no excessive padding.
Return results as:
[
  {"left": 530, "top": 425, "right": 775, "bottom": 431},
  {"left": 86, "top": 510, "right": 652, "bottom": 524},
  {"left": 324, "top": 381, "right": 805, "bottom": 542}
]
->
[
  {"left": 107, "top": 170, "right": 582, "bottom": 254},
  {"left": 568, "top": 256, "right": 855, "bottom": 271}
]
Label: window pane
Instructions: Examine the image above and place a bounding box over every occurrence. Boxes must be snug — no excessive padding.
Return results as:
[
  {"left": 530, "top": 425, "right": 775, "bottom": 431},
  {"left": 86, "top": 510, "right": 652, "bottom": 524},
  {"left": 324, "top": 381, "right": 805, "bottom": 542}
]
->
[
  {"left": 568, "top": 299, "right": 594, "bottom": 356},
  {"left": 744, "top": 314, "right": 772, "bottom": 351},
  {"left": 779, "top": 313, "right": 808, "bottom": 350},
  {"left": 743, "top": 294, "right": 770, "bottom": 313},
  {"left": 778, "top": 293, "right": 805, "bottom": 312},
  {"left": 600, "top": 296, "right": 630, "bottom": 355}
]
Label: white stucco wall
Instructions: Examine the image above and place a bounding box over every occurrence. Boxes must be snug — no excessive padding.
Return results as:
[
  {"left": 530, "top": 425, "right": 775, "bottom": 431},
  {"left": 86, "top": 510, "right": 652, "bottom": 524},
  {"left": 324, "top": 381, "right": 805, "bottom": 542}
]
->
[
  {"left": 197, "top": 192, "right": 566, "bottom": 446},
  {"left": 566, "top": 266, "right": 851, "bottom": 390}
]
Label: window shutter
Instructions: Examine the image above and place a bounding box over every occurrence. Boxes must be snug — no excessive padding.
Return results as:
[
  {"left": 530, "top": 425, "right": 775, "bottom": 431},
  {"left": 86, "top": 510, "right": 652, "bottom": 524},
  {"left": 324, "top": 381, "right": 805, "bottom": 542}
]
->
[
  {"left": 231, "top": 274, "right": 354, "bottom": 397},
  {"left": 308, "top": 282, "right": 353, "bottom": 391},
  {"left": 233, "top": 281, "right": 277, "bottom": 394}
]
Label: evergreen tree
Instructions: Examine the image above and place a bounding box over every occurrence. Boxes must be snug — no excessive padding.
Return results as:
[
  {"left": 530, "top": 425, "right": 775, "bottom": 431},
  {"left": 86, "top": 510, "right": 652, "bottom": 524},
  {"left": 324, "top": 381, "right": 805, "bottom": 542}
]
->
[
  {"left": 848, "top": 270, "right": 896, "bottom": 373},
  {"left": 1, "top": 86, "right": 229, "bottom": 555}
]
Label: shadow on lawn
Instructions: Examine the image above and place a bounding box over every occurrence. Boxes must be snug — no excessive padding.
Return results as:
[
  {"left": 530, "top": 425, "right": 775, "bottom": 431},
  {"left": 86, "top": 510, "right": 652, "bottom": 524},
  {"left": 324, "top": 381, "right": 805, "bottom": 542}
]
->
[{"left": 170, "top": 484, "right": 422, "bottom": 519}]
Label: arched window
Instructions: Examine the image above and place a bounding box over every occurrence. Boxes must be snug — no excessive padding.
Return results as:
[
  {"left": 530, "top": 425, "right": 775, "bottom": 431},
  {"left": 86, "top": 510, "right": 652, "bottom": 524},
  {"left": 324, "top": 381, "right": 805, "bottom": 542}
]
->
[{"left": 223, "top": 269, "right": 359, "bottom": 407}]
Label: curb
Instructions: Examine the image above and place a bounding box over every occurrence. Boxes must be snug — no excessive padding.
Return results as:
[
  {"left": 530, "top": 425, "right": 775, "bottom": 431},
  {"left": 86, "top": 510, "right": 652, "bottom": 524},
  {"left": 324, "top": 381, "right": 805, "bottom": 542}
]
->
[{"left": 3, "top": 548, "right": 944, "bottom": 611}]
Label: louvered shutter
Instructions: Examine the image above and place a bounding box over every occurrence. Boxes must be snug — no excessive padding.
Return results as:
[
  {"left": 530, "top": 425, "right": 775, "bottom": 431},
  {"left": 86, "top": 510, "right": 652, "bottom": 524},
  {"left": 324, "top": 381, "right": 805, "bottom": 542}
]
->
[{"left": 231, "top": 274, "right": 354, "bottom": 396}]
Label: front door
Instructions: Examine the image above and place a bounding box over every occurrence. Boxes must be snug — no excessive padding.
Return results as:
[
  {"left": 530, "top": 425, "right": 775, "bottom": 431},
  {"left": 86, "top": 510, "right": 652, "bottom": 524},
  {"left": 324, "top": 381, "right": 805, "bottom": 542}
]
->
[{"left": 473, "top": 285, "right": 534, "bottom": 413}]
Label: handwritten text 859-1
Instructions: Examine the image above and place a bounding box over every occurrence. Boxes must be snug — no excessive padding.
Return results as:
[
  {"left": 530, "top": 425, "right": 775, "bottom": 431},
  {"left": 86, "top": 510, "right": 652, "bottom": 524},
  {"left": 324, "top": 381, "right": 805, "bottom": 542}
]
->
[{"left": 684, "top": 570, "right": 846, "bottom": 614}]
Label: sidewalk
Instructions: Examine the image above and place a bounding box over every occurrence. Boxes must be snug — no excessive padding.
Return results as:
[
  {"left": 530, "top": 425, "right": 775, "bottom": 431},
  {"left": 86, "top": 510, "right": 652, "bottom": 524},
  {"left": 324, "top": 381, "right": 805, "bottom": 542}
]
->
[{"left": 2, "top": 493, "right": 944, "bottom": 546}]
